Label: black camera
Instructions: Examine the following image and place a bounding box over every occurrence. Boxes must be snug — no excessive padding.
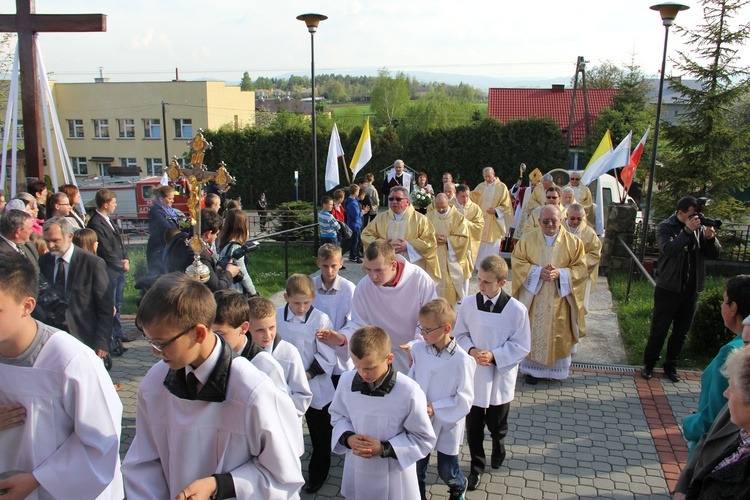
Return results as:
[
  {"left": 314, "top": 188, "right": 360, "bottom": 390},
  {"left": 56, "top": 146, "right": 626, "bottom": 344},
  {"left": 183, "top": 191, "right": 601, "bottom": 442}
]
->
[
  {"left": 695, "top": 197, "right": 723, "bottom": 228},
  {"left": 218, "top": 240, "right": 260, "bottom": 273}
]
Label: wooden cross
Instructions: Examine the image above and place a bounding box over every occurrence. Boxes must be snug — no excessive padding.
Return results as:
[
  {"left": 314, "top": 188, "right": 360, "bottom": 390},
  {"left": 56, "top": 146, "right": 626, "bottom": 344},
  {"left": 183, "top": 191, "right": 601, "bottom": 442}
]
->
[{"left": 0, "top": 0, "right": 106, "bottom": 180}]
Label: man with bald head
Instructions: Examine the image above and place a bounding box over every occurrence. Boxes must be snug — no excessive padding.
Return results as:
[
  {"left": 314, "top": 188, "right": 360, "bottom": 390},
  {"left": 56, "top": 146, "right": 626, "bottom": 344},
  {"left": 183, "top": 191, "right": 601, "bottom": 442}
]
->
[
  {"left": 511, "top": 205, "right": 587, "bottom": 384},
  {"left": 565, "top": 203, "right": 601, "bottom": 310},
  {"left": 566, "top": 171, "right": 594, "bottom": 225},
  {"left": 426, "top": 194, "right": 472, "bottom": 306},
  {"left": 470, "top": 167, "right": 514, "bottom": 269}
]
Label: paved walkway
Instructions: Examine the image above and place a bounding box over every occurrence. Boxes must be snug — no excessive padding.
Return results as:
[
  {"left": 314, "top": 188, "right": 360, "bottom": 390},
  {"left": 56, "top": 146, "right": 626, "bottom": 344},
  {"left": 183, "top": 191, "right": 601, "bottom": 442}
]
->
[{"left": 112, "top": 269, "right": 700, "bottom": 499}]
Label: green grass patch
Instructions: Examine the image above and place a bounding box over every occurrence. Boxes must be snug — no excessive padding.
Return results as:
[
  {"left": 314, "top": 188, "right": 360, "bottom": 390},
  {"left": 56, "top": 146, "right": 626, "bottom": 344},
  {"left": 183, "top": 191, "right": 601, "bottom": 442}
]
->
[
  {"left": 122, "top": 244, "right": 319, "bottom": 315},
  {"left": 331, "top": 104, "right": 371, "bottom": 117},
  {"left": 609, "top": 273, "right": 731, "bottom": 369}
]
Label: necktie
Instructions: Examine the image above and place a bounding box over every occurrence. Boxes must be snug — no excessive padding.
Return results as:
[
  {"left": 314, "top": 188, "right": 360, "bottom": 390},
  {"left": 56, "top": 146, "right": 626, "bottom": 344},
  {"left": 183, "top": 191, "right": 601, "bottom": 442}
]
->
[
  {"left": 55, "top": 258, "right": 66, "bottom": 292},
  {"left": 484, "top": 299, "right": 493, "bottom": 312},
  {"left": 15, "top": 243, "right": 24, "bottom": 254},
  {"left": 186, "top": 372, "right": 200, "bottom": 399}
]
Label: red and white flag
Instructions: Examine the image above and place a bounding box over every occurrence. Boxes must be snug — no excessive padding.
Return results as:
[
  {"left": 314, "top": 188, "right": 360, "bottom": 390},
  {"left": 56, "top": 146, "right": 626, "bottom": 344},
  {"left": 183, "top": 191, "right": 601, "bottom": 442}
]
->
[{"left": 620, "top": 127, "right": 650, "bottom": 191}]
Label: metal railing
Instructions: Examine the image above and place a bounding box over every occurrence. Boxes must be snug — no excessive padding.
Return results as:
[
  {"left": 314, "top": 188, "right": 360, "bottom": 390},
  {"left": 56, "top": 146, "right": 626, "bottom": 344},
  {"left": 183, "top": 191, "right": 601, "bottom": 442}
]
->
[
  {"left": 618, "top": 234, "right": 656, "bottom": 303},
  {"left": 246, "top": 222, "right": 319, "bottom": 279}
]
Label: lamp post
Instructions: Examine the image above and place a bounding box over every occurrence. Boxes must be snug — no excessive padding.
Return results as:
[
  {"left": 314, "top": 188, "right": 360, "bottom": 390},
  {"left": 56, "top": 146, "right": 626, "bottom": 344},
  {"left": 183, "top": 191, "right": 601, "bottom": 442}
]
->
[
  {"left": 297, "top": 13, "right": 327, "bottom": 251},
  {"left": 639, "top": 2, "right": 689, "bottom": 263}
]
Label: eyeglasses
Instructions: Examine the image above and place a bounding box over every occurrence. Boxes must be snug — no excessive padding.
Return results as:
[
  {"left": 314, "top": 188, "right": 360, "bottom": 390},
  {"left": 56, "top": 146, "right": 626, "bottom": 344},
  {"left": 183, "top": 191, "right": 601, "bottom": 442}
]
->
[
  {"left": 417, "top": 324, "right": 443, "bottom": 336},
  {"left": 570, "top": 178, "right": 580, "bottom": 181},
  {"left": 540, "top": 219, "right": 560, "bottom": 225},
  {"left": 546, "top": 196, "right": 559, "bottom": 199},
  {"left": 568, "top": 217, "right": 583, "bottom": 221},
  {"left": 388, "top": 197, "right": 407, "bottom": 202},
  {"left": 138, "top": 322, "right": 196, "bottom": 352}
]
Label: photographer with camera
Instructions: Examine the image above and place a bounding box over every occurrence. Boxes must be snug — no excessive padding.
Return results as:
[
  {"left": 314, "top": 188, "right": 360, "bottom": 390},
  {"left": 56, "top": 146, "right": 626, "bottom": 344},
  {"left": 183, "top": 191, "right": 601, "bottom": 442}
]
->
[
  {"left": 642, "top": 196, "right": 721, "bottom": 383},
  {"left": 164, "top": 208, "right": 240, "bottom": 292}
]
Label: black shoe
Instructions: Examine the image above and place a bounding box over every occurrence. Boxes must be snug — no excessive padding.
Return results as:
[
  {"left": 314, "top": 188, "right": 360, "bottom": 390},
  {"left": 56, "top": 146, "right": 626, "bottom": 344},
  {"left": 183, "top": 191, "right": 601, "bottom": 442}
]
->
[
  {"left": 491, "top": 442, "right": 505, "bottom": 469},
  {"left": 664, "top": 369, "right": 681, "bottom": 383},
  {"left": 524, "top": 374, "right": 538, "bottom": 385},
  {"left": 449, "top": 482, "right": 468, "bottom": 499},
  {"left": 467, "top": 472, "right": 481, "bottom": 491},
  {"left": 304, "top": 481, "right": 325, "bottom": 494},
  {"left": 349, "top": 257, "right": 363, "bottom": 263},
  {"left": 641, "top": 366, "right": 654, "bottom": 380}
]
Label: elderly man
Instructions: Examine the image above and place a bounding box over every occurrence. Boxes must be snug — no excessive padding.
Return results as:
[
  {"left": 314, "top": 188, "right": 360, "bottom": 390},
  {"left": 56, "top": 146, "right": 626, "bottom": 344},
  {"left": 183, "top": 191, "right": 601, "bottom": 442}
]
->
[
  {"left": 443, "top": 182, "right": 456, "bottom": 201},
  {"left": 426, "top": 194, "right": 472, "bottom": 306},
  {"left": 514, "top": 168, "right": 543, "bottom": 241},
  {"left": 453, "top": 184, "right": 484, "bottom": 271},
  {"left": 0, "top": 209, "right": 39, "bottom": 273},
  {"left": 564, "top": 203, "right": 601, "bottom": 310},
  {"left": 470, "top": 167, "right": 514, "bottom": 269},
  {"left": 380, "top": 159, "right": 412, "bottom": 198},
  {"left": 512, "top": 205, "right": 587, "bottom": 384},
  {"left": 566, "top": 171, "right": 594, "bottom": 224},
  {"left": 524, "top": 185, "right": 567, "bottom": 236},
  {"left": 524, "top": 173, "right": 554, "bottom": 215},
  {"left": 362, "top": 185, "right": 440, "bottom": 280},
  {"left": 40, "top": 217, "right": 114, "bottom": 357},
  {"left": 561, "top": 187, "right": 576, "bottom": 211}
]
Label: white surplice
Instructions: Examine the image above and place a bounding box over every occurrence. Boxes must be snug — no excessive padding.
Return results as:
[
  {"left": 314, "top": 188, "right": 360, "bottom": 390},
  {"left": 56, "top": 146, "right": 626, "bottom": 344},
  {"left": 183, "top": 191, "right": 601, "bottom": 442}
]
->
[
  {"left": 454, "top": 294, "right": 531, "bottom": 407},
  {"left": 407, "top": 340, "right": 476, "bottom": 455},
  {"left": 0, "top": 326, "right": 123, "bottom": 500},
  {"left": 340, "top": 256, "right": 437, "bottom": 374},
  {"left": 313, "top": 274, "right": 356, "bottom": 374},
  {"left": 122, "top": 355, "right": 304, "bottom": 499},
  {"left": 269, "top": 339, "right": 313, "bottom": 416},
  {"left": 330, "top": 370, "right": 437, "bottom": 499}
]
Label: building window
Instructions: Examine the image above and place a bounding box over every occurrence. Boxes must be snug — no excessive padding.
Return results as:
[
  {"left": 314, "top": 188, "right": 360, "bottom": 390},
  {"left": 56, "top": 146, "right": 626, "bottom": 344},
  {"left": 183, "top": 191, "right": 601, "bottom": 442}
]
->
[
  {"left": 70, "top": 157, "right": 88, "bottom": 175},
  {"left": 174, "top": 118, "right": 192, "bottom": 139},
  {"left": 98, "top": 162, "right": 111, "bottom": 177},
  {"left": 143, "top": 118, "right": 161, "bottom": 139},
  {"left": 120, "top": 157, "right": 138, "bottom": 169},
  {"left": 67, "top": 119, "right": 84, "bottom": 138},
  {"left": 93, "top": 119, "right": 109, "bottom": 139},
  {"left": 145, "top": 158, "right": 163, "bottom": 177},
  {"left": 118, "top": 119, "right": 135, "bottom": 139}
]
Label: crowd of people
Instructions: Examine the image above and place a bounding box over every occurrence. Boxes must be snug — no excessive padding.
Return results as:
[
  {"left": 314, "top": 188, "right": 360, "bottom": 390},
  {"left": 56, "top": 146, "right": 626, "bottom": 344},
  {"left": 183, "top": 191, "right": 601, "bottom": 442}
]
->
[{"left": 1, "top": 163, "right": 747, "bottom": 499}]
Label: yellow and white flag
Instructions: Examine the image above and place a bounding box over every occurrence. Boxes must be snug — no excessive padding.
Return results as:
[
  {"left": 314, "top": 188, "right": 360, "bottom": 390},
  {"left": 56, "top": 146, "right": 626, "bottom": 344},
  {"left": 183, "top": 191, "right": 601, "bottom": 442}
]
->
[
  {"left": 350, "top": 116, "right": 372, "bottom": 177},
  {"left": 581, "top": 130, "right": 614, "bottom": 186}
]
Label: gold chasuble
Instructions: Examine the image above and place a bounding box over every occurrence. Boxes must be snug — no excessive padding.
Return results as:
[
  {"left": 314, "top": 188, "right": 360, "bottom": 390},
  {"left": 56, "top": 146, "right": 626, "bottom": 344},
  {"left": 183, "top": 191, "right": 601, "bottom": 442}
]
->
[
  {"left": 511, "top": 229, "right": 586, "bottom": 367},
  {"left": 565, "top": 221, "right": 602, "bottom": 296},
  {"left": 524, "top": 205, "right": 568, "bottom": 236},
  {"left": 567, "top": 183, "right": 594, "bottom": 224},
  {"left": 426, "top": 206, "right": 472, "bottom": 306},
  {"left": 470, "top": 178, "right": 514, "bottom": 243},
  {"left": 524, "top": 183, "right": 546, "bottom": 215},
  {"left": 451, "top": 198, "right": 484, "bottom": 269},
  {"left": 362, "top": 205, "right": 441, "bottom": 279}
]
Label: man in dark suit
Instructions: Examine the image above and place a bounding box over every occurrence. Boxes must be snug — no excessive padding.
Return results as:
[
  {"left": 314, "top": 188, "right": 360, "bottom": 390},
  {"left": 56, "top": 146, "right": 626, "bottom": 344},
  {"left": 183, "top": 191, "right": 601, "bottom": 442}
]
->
[
  {"left": 0, "top": 209, "right": 40, "bottom": 273},
  {"left": 87, "top": 189, "right": 129, "bottom": 345},
  {"left": 40, "top": 217, "right": 114, "bottom": 356}
]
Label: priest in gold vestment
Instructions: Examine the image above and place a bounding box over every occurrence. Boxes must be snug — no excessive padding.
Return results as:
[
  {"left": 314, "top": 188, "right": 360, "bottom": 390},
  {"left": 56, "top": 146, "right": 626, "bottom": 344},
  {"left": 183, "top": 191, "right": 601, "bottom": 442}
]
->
[
  {"left": 426, "top": 194, "right": 472, "bottom": 306},
  {"left": 565, "top": 171, "right": 594, "bottom": 225},
  {"left": 470, "top": 167, "right": 514, "bottom": 269},
  {"left": 523, "top": 185, "right": 567, "bottom": 236},
  {"left": 453, "top": 184, "right": 484, "bottom": 270},
  {"left": 511, "top": 205, "right": 587, "bottom": 383},
  {"left": 515, "top": 172, "right": 552, "bottom": 241},
  {"left": 362, "top": 186, "right": 441, "bottom": 280},
  {"left": 564, "top": 204, "right": 601, "bottom": 310}
]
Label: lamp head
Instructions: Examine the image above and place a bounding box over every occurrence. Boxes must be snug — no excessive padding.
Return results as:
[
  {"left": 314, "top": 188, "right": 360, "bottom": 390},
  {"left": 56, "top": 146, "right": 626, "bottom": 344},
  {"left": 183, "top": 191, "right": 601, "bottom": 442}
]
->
[
  {"left": 297, "top": 13, "right": 328, "bottom": 33},
  {"left": 650, "top": 2, "right": 689, "bottom": 27}
]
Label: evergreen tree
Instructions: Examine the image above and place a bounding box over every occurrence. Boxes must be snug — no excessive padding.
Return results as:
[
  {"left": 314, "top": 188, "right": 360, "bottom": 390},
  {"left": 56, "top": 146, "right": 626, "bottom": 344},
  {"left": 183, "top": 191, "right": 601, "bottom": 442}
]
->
[{"left": 240, "top": 71, "right": 253, "bottom": 91}]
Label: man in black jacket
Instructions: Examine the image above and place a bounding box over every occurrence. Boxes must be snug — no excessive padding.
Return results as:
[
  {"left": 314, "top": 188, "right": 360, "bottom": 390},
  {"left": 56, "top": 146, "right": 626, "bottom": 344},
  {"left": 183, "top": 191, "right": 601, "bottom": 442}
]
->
[{"left": 642, "top": 196, "right": 720, "bottom": 382}]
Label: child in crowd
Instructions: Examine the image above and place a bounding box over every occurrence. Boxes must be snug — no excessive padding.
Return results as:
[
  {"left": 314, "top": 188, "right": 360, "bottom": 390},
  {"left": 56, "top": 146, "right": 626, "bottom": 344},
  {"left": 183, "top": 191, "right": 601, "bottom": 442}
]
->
[
  {"left": 278, "top": 274, "right": 338, "bottom": 493},
  {"left": 330, "top": 326, "right": 436, "bottom": 499},
  {"left": 344, "top": 184, "right": 365, "bottom": 264},
  {"left": 332, "top": 189, "right": 346, "bottom": 225},
  {"left": 454, "top": 255, "right": 531, "bottom": 491},
  {"left": 319, "top": 196, "right": 341, "bottom": 246},
  {"left": 0, "top": 252, "right": 124, "bottom": 498},
  {"left": 409, "top": 298, "right": 476, "bottom": 499},
  {"left": 212, "top": 290, "right": 287, "bottom": 392},
  {"left": 72, "top": 227, "right": 98, "bottom": 254},
  {"left": 122, "top": 273, "right": 303, "bottom": 499},
  {"left": 313, "top": 244, "right": 356, "bottom": 387}
]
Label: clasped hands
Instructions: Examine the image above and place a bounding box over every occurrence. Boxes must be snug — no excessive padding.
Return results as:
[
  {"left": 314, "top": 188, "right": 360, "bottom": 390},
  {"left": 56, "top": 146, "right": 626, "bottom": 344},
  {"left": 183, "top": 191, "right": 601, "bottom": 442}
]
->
[{"left": 540, "top": 264, "right": 559, "bottom": 282}]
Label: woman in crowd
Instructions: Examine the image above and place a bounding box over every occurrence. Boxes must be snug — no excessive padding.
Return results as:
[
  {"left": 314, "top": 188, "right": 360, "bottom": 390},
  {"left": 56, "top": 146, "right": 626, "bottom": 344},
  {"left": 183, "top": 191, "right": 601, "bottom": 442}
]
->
[
  {"left": 59, "top": 183, "right": 87, "bottom": 230},
  {"left": 218, "top": 208, "right": 259, "bottom": 297}
]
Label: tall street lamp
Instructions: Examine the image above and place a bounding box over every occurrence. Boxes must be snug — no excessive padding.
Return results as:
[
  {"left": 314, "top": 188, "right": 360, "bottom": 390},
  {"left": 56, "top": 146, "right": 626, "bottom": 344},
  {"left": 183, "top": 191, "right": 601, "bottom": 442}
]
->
[
  {"left": 297, "top": 13, "right": 327, "bottom": 251},
  {"left": 639, "top": 2, "right": 689, "bottom": 263}
]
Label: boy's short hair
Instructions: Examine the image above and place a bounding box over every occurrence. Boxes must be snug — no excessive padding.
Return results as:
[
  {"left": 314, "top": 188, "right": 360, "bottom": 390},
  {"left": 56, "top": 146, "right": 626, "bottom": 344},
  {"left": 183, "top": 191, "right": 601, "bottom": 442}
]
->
[
  {"left": 214, "top": 289, "right": 250, "bottom": 328},
  {"left": 348, "top": 184, "right": 360, "bottom": 196},
  {"left": 350, "top": 326, "right": 391, "bottom": 360},
  {"left": 365, "top": 173, "right": 375, "bottom": 183},
  {"left": 321, "top": 196, "right": 333, "bottom": 205},
  {"left": 364, "top": 239, "right": 396, "bottom": 265},
  {"left": 286, "top": 273, "right": 315, "bottom": 297},
  {"left": 333, "top": 189, "right": 345, "bottom": 201},
  {"left": 201, "top": 208, "right": 222, "bottom": 234},
  {"left": 95, "top": 188, "right": 116, "bottom": 208},
  {"left": 318, "top": 243, "right": 342, "bottom": 261},
  {"left": 248, "top": 296, "right": 276, "bottom": 321},
  {"left": 479, "top": 254, "right": 508, "bottom": 282},
  {"left": 0, "top": 251, "right": 38, "bottom": 302},
  {"left": 419, "top": 297, "right": 456, "bottom": 327},
  {"left": 205, "top": 193, "right": 221, "bottom": 209},
  {"left": 137, "top": 272, "right": 216, "bottom": 332},
  {"left": 455, "top": 184, "right": 470, "bottom": 194},
  {"left": 164, "top": 227, "right": 182, "bottom": 245}
]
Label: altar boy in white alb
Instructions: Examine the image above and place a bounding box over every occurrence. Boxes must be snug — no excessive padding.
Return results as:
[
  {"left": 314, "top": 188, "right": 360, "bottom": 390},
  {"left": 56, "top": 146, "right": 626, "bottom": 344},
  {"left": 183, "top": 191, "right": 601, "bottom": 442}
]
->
[
  {"left": 454, "top": 255, "right": 531, "bottom": 491},
  {"left": 122, "top": 273, "right": 304, "bottom": 500},
  {"left": 0, "top": 252, "right": 124, "bottom": 500},
  {"left": 330, "top": 326, "right": 437, "bottom": 499},
  {"left": 409, "top": 298, "right": 476, "bottom": 499}
]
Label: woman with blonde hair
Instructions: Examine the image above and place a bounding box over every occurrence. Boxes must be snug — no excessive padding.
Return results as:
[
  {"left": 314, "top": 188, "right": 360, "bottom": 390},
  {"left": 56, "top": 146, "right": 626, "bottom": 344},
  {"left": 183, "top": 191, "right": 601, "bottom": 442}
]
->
[{"left": 218, "top": 208, "right": 258, "bottom": 296}]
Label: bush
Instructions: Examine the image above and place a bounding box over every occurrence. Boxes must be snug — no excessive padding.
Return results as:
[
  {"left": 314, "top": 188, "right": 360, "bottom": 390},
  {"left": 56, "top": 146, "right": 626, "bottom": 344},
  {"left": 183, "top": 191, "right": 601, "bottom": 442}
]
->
[
  {"left": 270, "top": 201, "right": 315, "bottom": 241},
  {"left": 683, "top": 284, "right": 735, "bottom": 363}
]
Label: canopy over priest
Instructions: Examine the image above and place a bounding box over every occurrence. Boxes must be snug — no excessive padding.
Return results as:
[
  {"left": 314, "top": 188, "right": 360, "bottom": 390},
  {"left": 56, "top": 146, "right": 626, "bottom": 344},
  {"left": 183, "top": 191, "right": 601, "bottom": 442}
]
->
[
  {"left": 426, "top": 194, "right": 472, "bottom": 306},
  {"left": 470, "top": 167, "right": 514, "bottom": 269}
]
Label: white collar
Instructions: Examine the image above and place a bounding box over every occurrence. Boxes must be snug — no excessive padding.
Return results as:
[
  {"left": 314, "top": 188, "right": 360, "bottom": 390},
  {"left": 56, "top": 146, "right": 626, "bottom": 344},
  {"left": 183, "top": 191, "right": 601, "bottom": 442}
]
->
[
  {"left": 186, "top": 334, "right": 222, "bottom": 386},
  {"left": 543, "top": 232, "right": 558, "bottom": 246},
  {"left": 392, "top": 211, "right": 406, "bottom": 221}
]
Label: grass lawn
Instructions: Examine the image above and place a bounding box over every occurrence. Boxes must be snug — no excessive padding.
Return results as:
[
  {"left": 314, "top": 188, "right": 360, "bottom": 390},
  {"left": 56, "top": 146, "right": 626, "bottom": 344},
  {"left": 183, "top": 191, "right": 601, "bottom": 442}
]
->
[
  {"left": 608, "top": 273, "right": 729, "bottom": 369},
  {"left": 122, "top": 244, "right": 319, "bottom": 315}
]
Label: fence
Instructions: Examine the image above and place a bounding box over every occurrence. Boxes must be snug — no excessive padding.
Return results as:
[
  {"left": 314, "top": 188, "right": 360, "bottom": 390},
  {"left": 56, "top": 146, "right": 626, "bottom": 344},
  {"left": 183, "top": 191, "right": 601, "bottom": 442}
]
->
[{"left": 632, "top": 219, "right": 750, "bottom": 262}]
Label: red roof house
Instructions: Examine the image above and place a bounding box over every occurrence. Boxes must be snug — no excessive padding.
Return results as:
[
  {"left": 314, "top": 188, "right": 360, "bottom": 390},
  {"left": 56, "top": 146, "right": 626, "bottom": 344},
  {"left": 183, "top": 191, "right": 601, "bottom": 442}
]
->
[{"left": 487, "top": 86, "right": 617, "bottom": 147}]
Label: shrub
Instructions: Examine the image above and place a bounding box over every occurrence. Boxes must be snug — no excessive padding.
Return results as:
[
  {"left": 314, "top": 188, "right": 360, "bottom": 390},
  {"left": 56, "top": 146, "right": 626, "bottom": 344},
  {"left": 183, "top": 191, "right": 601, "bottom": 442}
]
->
[
  {"left": 683, "top": 282, "right": 734, "bottom": 363},
  {"left": 270, "top": 201, "right": 315, "bottom": 241}
]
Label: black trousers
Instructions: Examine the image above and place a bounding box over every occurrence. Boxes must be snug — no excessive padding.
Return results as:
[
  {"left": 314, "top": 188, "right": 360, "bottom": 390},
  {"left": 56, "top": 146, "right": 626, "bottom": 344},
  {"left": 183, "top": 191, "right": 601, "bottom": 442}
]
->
[
  {"left": 305, "top": 404, "right": 332, "bottom": 484},
  {"left": 465, "top": 403, "right": 510, "bottom": 475},
  {"left": 643, "top": 286, "right": 699, "bottom": 370}
]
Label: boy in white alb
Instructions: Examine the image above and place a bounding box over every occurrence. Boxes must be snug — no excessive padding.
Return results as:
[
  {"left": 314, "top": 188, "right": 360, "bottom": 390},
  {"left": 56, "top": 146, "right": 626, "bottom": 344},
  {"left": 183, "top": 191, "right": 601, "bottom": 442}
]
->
[
  {"left": 277, "top": 274, "right": 338, "bottom": 494},
  {"left": 0, "top": 252, "right": 124, "bottom": 500},
  {"left": 454, "top": 255, "right": 531, "bottom": 491},
  {"left": 313, "top": 244, "right": 356, "bottom": 387},
  {"left": 409, "top": 298, "right": 476, "bottom": 499},
  {"left": 330, "top": 326, "right": 437, "bottom": 499},
  {"left": 122, "top": 274, "right": 304, "bottom": 500}
]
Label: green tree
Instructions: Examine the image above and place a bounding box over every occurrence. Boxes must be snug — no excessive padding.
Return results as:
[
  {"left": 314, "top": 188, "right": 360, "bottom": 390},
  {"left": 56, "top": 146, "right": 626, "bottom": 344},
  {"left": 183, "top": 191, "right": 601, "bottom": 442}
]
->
[
  {"left": 580, "top": 60, "right": 624, "bottom": 89},
  {"left": 655, "top": 0, "right": 750, "bottom": 220},
  {"left": 254, "top": 76, "right": 273, "bottom": 90},
  {"left": 370, "top": 68, "right": 410, "bottom": 126},
  {"left": 399, "top": 91, "right": 475, "bottom": 143},
  {"left": 240, "top": 71, "right": 253, "bottom": 91}
]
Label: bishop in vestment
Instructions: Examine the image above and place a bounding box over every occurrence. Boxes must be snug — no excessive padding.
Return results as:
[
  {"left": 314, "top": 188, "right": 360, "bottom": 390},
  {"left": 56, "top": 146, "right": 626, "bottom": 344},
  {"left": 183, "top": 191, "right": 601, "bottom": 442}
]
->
[
  {"left": 427, "top": 194, "right": 472, "bottom": 306},
  {"left": 470, "top": 167, "right": 514, "bottom": 268}
]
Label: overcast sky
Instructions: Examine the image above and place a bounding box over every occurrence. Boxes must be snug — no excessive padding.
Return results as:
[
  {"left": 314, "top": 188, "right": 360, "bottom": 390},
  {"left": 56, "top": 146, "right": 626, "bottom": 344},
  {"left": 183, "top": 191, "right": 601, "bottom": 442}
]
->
[{"left": 2, "top": 0, "right": 748, "bottom": 86}]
